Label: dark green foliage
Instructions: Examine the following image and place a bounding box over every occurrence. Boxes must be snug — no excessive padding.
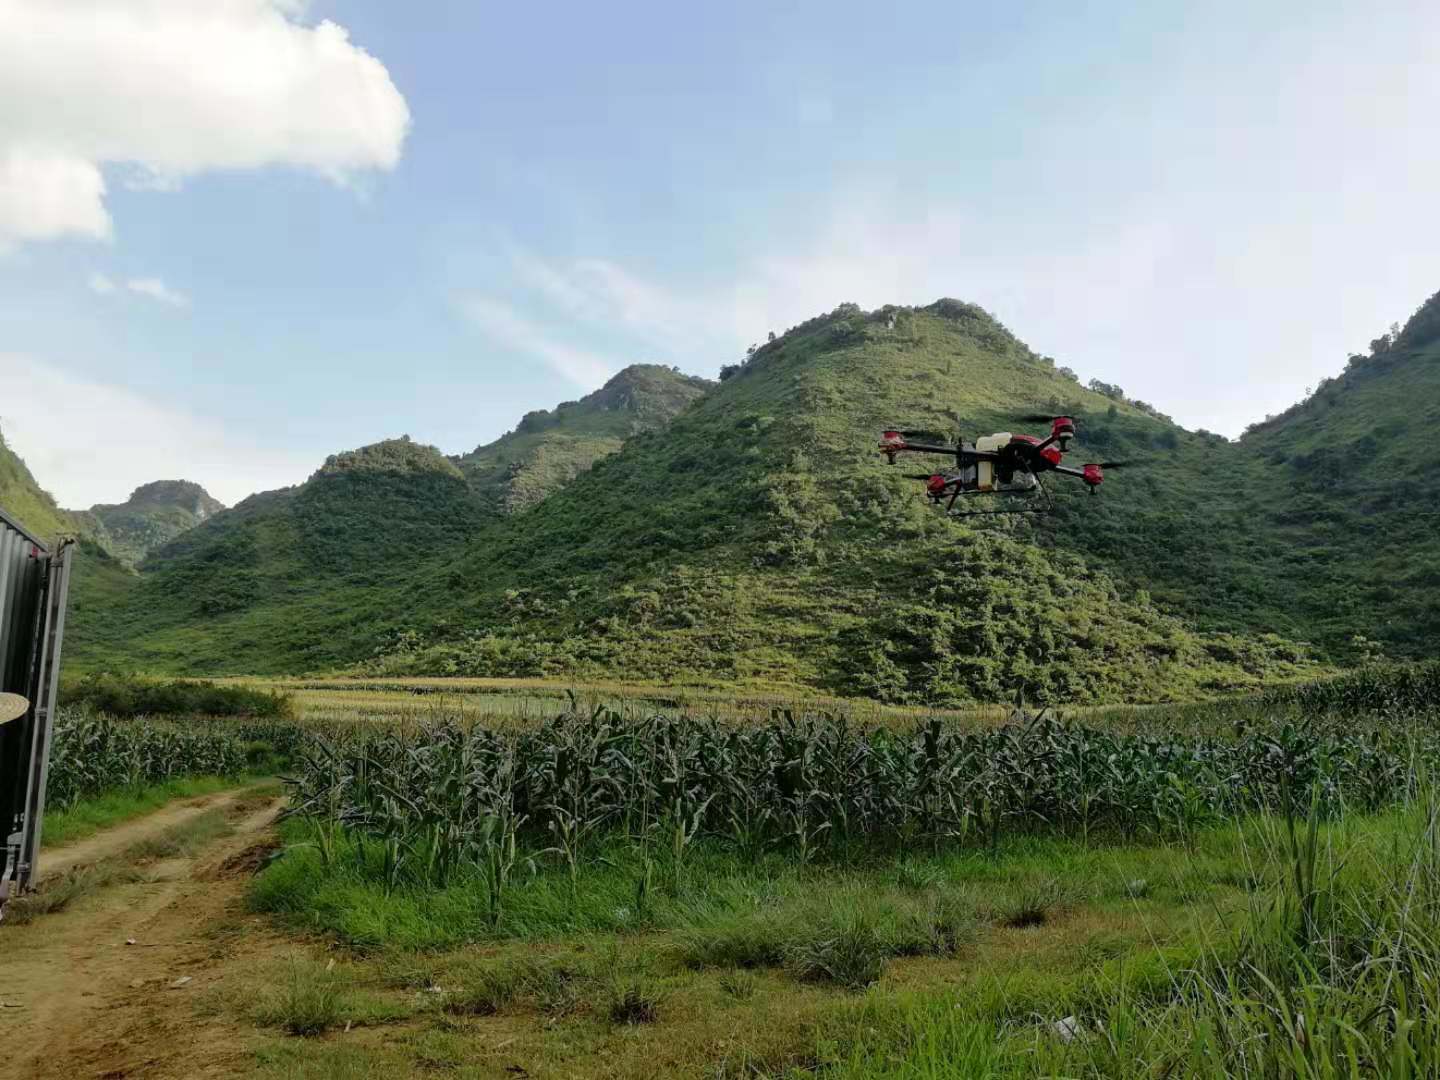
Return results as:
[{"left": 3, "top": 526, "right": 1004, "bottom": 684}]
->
[
  {"left": 1234, "top": 310, "right": 1440, "bottom": 656},
  {"left": 61, "top": 673, "right": 293, "bottom": 719},
  {"left": 1395, "top": 286, "right": 1440, "bottom": 351}
]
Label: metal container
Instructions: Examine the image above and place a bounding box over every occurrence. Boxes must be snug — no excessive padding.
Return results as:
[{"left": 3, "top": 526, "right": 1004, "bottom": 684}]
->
[{"left": 0, "top": 506, "right": 74, "bottom": 913}]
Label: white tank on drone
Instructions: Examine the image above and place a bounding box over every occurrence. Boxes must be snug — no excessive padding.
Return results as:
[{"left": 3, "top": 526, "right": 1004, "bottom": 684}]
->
[{"left": 973, "top": 432, "right": 1011, "bottom": 491}]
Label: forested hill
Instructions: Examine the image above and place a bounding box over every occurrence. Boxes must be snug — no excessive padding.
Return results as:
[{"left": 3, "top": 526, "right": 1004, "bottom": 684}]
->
[
  {"left": 1234, "top": 287, "right": 1440, "bottom": 657},
  {"left": 57, "top": 290, "right": 1440, "bottom": 700},
  {"left": 364, "top": 300, "right": 1324, "bottom": 702},
  {"left": 63, "top": 367, "right": 714, "bottom": 674}
]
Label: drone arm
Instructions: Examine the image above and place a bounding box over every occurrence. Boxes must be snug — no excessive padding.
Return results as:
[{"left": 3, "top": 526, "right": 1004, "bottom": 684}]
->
[{"left": 1053, "top": 463, "right": 1106, "bottom": 492}]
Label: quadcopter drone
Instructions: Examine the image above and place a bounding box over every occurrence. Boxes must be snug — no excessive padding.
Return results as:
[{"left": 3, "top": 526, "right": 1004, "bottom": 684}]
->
[{"left": 879, "top": 414, "right": 1134, "bottom": 516}]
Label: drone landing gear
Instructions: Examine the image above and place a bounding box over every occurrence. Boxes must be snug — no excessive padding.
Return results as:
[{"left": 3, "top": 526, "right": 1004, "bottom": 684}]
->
[{"left": 942, "top": 471, "right": 1056, "bottom": 517}]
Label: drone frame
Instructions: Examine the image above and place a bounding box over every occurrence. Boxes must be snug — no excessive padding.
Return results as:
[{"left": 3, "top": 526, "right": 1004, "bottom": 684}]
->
[{"left": 880, "top": 416, "right": 1123, "bottom": 517}]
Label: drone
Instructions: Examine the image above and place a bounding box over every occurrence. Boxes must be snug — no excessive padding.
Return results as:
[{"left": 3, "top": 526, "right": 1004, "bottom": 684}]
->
[{"left": 878, "top": 414, "right": 1135, "bottom": 516}]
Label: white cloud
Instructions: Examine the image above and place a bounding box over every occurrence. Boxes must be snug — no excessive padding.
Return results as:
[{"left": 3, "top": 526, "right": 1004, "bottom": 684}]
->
[
  {"left": 88, "top": 271, "right": 190, "bottom": 307},
  {"left": 0, "top": 0, "right": 410, "bottom": 249},
  {"left": 0, "top": 355, "right": 313, "bottom": 507},
  {"left": 0, "top": 148, "right": 111, "bottom": 252},
  {"left": 125, "top": 277, "right": 189, "bottom": 308},
  {"left": 459, "top": 297, "right": 619, "bottom": 388}
]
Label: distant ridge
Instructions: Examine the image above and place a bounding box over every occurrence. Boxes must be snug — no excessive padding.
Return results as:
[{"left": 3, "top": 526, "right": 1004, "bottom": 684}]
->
[
  {"left": 75, "top": 480, "right": 225, "bottom": 568},
  {"left": 455, "top": 364, "right": 713, "bottom": 513}
]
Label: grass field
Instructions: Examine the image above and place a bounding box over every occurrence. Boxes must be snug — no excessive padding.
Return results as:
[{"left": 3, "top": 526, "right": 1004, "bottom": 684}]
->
[
  {"left": 244, "top": 789, "right": 1440, "bottom": 1077},
  {"left": 23, "top": 669, "right": 1440, "bottom": 1076}
]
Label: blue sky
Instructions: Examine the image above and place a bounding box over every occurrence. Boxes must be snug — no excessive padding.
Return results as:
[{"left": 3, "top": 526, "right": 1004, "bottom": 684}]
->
[{"left": 1, "top": 0, "right": 1438, "bottom": 507}]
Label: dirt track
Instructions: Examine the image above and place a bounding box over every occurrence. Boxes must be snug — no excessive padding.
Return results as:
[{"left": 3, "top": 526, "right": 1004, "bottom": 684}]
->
[
  {"left": 0, "top": 789, "right": 292, "bottom": 1079},
  {"left": 36, "top": 789, "right": 259, "bottom": 882}
]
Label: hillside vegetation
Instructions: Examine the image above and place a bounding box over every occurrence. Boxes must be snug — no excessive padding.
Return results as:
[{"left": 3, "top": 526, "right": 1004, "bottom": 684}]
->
[
  {"left": 65, "top": 301, "right": 1324, "bottom": 703},
  {"left": 0, "top": 428, "right": 75, "bottom": 543},
  {"left": 1236, "top": 288, "right": 1440, "bottom": 658},
  {"left": 49, "top": 288, "right": 1440, "bottom": 701},
  {"left": 65, "top": 366, "right": 710, "bottom": 675},
  {"left": 366, "top": 301, "right": 1321, "bottom": 702}
]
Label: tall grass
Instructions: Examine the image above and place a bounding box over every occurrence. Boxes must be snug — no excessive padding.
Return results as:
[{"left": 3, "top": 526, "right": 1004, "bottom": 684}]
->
[{"left": 826, "top": 788, "right": 1440, "bottom": 1078}]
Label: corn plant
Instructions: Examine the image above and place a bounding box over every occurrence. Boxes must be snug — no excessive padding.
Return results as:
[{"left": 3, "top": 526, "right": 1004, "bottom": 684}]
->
[
  {"left": 285, "top": 703, "right": 1440, "bottom": 891},
  {"left": 44, "top": 707, "right": 291, "bottom": 808}
]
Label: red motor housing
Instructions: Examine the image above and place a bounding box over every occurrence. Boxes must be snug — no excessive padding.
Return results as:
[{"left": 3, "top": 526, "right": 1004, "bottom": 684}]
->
[
  {"left": 1052, "top": 416, "right": 1075, "bottom": 452},
  {"left": 1082, "top": 463, "right": 1103, "bottom": 486},
  {"left": 879, "top": 430, "right": 907, "bottom": 463},
  {"left": 926, "top": 474, "right": 947, "bottom": 495}
]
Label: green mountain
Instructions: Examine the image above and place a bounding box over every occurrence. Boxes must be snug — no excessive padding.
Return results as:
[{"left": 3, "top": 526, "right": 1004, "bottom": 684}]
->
[
  {"left": 455, "top": 364, "right": 713, "bottom": 513},
  {"left": 69, "top": 365, "right": 713, "bottom": 674},
  {"left": 71, "top": 299, "right": 1369, "bottom": 702},
  {"left": 1232, "top": 287, "right": 1440, "bottom": 659},
  {"left": 69, "top": 436, "right": 488, "bottom": 671},
  {"left": 361, "top": 300, "right": 1325, "bottom": 702},
  {"left": 73, "top": 480, "right": 225, "bottom": 568}
]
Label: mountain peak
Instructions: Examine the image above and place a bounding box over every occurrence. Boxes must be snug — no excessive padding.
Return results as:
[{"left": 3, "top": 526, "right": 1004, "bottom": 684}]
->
[
  {"left": 458, "top": 364, "right": 712, "bottom": 514},
  {"left": 509, "top": 364, "right": 713, "bottom": 439},
  {"left": 77, "top": 478, "right": 227, "bottom": 568},
  {"left": 316, "top": 436, "right": 465, "bottom": 481},
  {"left": 118, "top": 480, "right": 224, "bottom": 518}
]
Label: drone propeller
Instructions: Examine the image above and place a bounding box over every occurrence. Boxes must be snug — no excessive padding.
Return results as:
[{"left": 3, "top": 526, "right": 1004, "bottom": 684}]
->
[
  {"left": 1090, "top": 461, "right": 1137, "bottom": 469},
  {"left": 886, "top": 428, "right": 952, "bottom": 443},
  {"left": 1016, "top": 413, "right": 1066, "bottom": 424}
]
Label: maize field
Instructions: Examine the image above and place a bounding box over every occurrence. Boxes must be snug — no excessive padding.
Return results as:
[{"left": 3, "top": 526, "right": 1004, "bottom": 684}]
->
[
  {"left": 43, "top": 707, "right": 304, "bottom": 809},
  {"left": 288, "top": 706, "right": 1437, "bottom": 891}
]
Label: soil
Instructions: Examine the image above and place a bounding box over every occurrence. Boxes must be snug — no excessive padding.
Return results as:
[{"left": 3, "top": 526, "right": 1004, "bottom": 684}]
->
[{"left": 0, "top": 788, "right": 296, "bottom": 1079}]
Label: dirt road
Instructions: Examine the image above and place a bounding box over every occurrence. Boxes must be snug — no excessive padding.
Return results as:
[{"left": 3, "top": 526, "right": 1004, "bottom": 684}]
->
[{"left": 0, "top": 787, "right": 292, "bottom": 1079}]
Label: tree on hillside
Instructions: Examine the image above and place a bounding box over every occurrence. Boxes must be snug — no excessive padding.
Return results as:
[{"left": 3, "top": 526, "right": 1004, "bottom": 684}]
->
[
  {"left": 1397, "top": 289, "right": 1440, "bottom": 351},
  {"left": 1088, "top": 378, "right": 1125, "bottom": 401}
]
